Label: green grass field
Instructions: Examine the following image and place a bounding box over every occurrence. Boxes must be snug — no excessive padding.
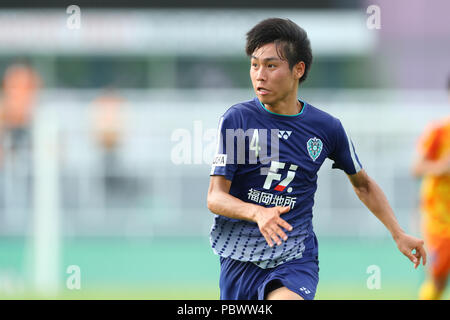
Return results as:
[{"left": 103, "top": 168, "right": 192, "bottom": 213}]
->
[{"left": 0, "top": 236, "right": 447, "bottom": 300}]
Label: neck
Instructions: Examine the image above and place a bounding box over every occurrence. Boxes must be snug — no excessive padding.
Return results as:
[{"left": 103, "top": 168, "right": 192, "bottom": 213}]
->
[{"left": 262, "top": 92, "right": 302, "bottom": 116}]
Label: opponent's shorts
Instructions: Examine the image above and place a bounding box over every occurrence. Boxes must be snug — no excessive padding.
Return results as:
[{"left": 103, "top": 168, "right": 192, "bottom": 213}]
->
[
  {"left": 219, "top": 255, "right": 319, "bottom": 300},
  {"left": 424, "top": 231, "right": 450, "bottom": 279}
]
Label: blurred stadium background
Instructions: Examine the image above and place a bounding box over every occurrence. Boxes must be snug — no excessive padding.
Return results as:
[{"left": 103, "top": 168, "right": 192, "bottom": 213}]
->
[{"left": 0, "top": 0, "right": 449, "bottom": 299}]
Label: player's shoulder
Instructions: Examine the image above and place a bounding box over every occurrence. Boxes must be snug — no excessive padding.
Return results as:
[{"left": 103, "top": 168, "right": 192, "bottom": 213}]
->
[
  {"left": 221, "top": 98, "right": 259, "bottom": 120},
  {"left": 434, "top": 115, "right": 450, "bottom": 131},
  {"left": 227, "top": 98, "right": 258, "bottom": 113},
  {"left": 304, "top": 101, "right": 342, "bottom": 129},
  {"left": 421, "top": 116, "right": 450, "bottom": 137}
]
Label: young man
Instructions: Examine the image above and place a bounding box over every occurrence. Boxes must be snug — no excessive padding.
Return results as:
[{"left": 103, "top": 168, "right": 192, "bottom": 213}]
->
[
  {"left": 207, "top": 18, "right": 426, "bottom": 300},
  {"left": 413, "top": 79, "right": 450, "bottom": 300}
]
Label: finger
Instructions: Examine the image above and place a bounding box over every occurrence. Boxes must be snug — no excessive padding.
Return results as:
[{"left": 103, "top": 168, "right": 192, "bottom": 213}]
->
[
  {"left": 418, "top": 246, "right": 427, "bottom": 266},
  {"left": 260, "top": 230, "right": 274, "bottom": 248},
  {"left": 269, "top": 230, "right": 282, "bottom": 246},
  {"left": 278, "top": 218, "right": 293, "bottom": 232},
  {"left": 413, "top": 248, "right": 426, "bottom": 269},
  {"left": 413, "top": 252, "right": 420, "bottom": 269},
  {"left": 403, "top": 250, "right": 418, "bottom": 266},
  {"left": 272, "top": 225, "right": 288, "bottom": 242},
  {"left": 278, "top": 206, "right": 291, "bottom": 215},
  {"left": 415, "top": 242, "right": 427, "bottom": 266}
]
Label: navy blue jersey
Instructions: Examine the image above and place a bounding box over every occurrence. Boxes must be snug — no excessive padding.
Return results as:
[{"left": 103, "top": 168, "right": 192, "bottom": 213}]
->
[{"left": 209, "top": 97, "right": 362, "bottom": 269}]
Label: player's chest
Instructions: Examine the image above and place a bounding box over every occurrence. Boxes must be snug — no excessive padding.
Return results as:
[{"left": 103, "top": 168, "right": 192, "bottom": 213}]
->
[{"left": 240, "top": 124, "right": 331, "bottom": 173}]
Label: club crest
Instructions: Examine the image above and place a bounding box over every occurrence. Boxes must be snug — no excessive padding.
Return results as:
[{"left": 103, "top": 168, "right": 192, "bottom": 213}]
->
[{"left": 307, "top": 137, "right": 323, "bottom": 162}]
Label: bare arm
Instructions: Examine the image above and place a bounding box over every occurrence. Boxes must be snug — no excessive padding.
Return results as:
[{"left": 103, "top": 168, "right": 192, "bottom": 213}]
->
[
  {"left": 207, "top": 175, "right": 260, "bottom": 222},
  {"left": 411, "top": 153, "right": 450, "bottom": 177},
  {"left": 347, "top": 169, "right": 427, "bottom": 268},
  {"left": 207, "top": 175, "right": 293, "bottom": 247}
]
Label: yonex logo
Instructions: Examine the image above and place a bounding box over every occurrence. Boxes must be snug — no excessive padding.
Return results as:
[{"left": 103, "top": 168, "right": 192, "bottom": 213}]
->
[
  {"left": 299, "top": 287, "right": 311, "bottom": 294},
  {"left": 278, "top": 130, "right": 292, "bottom": 140}
]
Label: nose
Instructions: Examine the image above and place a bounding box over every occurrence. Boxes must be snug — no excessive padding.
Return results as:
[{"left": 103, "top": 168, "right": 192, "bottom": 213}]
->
[{"left": 256, "top": 66, "right": 267, "bottom": 81}]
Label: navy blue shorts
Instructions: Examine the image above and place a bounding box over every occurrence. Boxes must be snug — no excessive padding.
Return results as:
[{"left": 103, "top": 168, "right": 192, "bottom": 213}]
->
[{"left": 219, "top": 255, "right": 319, "bottom": 300}]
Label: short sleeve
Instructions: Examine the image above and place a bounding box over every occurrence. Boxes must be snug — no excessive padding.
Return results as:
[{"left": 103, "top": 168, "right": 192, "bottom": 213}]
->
[
  {"left": 210, "top": 108, "right": 240, "bottom": 181},
  {"left": 417, "top": 123, "right": 442, "bottom": 160},
  {"left": 328, "top": 119, "right": 363, "bottom": 175}
]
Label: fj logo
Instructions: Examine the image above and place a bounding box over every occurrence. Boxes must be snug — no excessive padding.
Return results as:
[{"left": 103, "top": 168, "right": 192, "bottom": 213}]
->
[{"left": 263, "top": 160, "right": 298, "bottom": 192}]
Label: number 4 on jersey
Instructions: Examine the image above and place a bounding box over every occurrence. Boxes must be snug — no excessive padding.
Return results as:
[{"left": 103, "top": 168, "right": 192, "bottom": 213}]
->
[
  {"left": 249, "top": 129, "right": 261, "bottom": 158},
  {"left": 263, "top": 161, "right": 298, "bottom": 192}
]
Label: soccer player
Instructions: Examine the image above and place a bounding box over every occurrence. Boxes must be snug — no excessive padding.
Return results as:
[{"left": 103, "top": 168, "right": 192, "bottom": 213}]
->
[
  {"left": 413, "top": 79, "right": 450, "bottom": 300},
  {"left": 207, "top": 18, "right": 426, "bottom": 300},
  {"left": 1, "top": 60, "right": 41, "bottom": 156}
]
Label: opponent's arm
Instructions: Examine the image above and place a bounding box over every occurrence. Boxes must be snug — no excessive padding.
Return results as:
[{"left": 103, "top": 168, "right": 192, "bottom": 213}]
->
[
  {"left": 411, "top": 153, "right": 450, "bottom": 177},
  {"left": 207, "top": 175, "right": 293, "bottom": 247},
  {"left": 347, "top": 169, "right": 427, "bottom": 269}
]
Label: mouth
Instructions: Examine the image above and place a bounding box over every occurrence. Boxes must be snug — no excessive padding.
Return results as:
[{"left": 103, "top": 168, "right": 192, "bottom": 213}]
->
[{"left": 257, "top": 87, "right": 270, "bottom": 95}]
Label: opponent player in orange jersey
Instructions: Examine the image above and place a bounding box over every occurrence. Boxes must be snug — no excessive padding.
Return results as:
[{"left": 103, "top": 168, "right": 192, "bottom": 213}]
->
[
  {"left": 91, "top": 88, "right": 124, "bottom": 152},
  {"left": 1, "top": 61, "right": 41, "bottom": 158},
  {"left": 412, "top": 80, "right": 450, "bottom": 300}
]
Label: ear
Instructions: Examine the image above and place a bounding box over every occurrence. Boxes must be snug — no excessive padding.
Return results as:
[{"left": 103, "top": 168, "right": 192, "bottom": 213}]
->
[{"left": 293, "top": 61, "right": 305, "bottom": 80}]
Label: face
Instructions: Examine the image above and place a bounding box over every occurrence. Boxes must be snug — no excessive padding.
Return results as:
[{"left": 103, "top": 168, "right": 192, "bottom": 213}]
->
[{"left": 250, "top": 42, "right": 304, "bottom": 105}]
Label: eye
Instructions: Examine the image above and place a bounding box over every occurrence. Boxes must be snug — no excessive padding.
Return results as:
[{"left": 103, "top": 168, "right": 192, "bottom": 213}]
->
[{"left": 268, "top": 64, "right": 276, "bottom": 68}]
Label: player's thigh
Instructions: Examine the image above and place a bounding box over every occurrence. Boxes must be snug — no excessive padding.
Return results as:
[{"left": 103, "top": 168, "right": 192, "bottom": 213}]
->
[{"left": 266, "top": 286, "right": 304, "bottom": 300}]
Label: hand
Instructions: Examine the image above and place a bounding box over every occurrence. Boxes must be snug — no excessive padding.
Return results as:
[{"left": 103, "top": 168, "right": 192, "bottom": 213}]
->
[
  {"left": 254, "top": 206, "right": 293, "bottom": 247},
  {"left": 394, "top": 232, "right": 427, "bottom": 269}
]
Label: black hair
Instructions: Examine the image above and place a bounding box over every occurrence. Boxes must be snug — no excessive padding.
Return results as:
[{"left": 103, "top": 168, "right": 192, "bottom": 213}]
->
[{"left": 246, "top": 18, "right": 313, "bottom": 84}]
